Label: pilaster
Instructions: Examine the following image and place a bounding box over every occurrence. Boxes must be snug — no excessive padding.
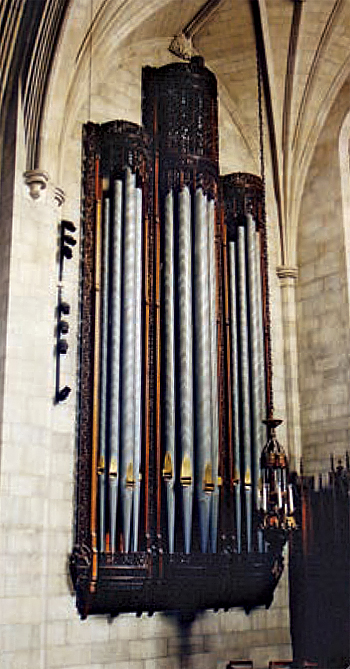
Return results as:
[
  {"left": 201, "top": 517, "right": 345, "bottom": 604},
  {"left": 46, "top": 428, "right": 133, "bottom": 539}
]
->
[{"left": 276, "top": 265, "right": 301, "bottom": 471}]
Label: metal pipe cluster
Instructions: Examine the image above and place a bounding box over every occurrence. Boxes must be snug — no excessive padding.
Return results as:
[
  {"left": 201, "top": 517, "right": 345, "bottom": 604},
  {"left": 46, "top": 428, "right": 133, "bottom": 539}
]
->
[
  {"left": 162, "top": 186, "right": 220, "bottom": 554},
  {"left": 227, "top": 215, "right": 266, "bottom": 552},
  {"left": 98, "top": 168, "right": 143, "bottom": 554},
  {"left": 177, "top": 186, "right": 194, "bottom": 553},
  {"left": 96, "top": 179, "right": 266, "bottom": 556}
]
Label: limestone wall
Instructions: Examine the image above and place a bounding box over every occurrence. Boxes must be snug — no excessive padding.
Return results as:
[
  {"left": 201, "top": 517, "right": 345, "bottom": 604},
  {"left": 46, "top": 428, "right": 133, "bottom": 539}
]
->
[
  {"left": 0, "top": 87, "right": 18, "bottom": 471},
  {"left": 296, "top": 80, "right": 350, "bottom": 476}
]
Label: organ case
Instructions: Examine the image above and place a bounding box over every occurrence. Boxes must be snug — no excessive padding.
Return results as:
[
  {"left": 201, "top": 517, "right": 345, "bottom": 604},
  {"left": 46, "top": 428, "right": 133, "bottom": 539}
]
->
[{"left": 70, "top": 57, "right": 287, "bottom": 618}]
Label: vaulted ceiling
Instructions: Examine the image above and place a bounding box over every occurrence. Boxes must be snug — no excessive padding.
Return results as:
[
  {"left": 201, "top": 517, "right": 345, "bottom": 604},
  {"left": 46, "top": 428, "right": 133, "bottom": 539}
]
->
[{"left": 2, "top": 0, "right": 350, "bottom": 263}]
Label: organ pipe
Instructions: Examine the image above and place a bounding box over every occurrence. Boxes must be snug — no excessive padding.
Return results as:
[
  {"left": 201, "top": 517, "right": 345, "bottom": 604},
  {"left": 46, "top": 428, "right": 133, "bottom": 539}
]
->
[
  {"left": 221, "top": 220, "right": 233, "bottom": 543},
  {"left": 246, "top": 212, "right": 261, "bottom": 504},
  {"left": 163, "top": 190, "right": 176, "bottom": 553},
  {"left": 143, "top": 177, "right": 151, "bottom": 551},
  {"left": 178, "top": 185, "right": 194, "bottom": 554},
  {"left": 132, "top": 185, "right": 143, "bottom": 552},
  {"left": 255, "top": 230, "right": 267, "bottom": 454},
  {"left": 154, "top": 153, "right": 162, "bottom": 550},
  {"left": 109, "top": 178, "right": 123, "bottom": 553},
  {"left": 90, "top": 171, "right": 268, "bottom": 559},
  {"left": 238, "top": 225, "right": 252, "bottom": 552},
  {"left": 228, "top": 240, "right": 242, "bottom": 553},
  {"left": 207, "top": 197, "right": 219, "bottom": 553},
  {"left": 194, "top": 187, "right": 213, "bottom": 553},
  {"left": 120, "top": 168, "right": 136, "bottom": 553}
]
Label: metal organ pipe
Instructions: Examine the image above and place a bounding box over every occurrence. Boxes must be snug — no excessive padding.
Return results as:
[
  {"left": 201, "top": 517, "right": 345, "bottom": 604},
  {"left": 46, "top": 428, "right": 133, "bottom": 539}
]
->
[
  {"left": 237, "top": 224, "right": 252, "bottom": 552},
  {"left": 255, "top": 231, "right": 267, "bottom": 453},
  {"left": 132, "top": 184, "right": 143, "bottom": 552},
  {"left": 97, "top": 177, "right": 267, "bottom": 559},
  {"left": 207, "top": 197, "right": 219, "bottom": 553},
  {"left": 246, "top": 213, "right": 261, "bottom": 505},
  {"left": 194, "top": 188, "right": 213, "bottom": 553},
  {"left": 178, "top": 185, "right": 194, "bottom": 554},
  {"left": 109, "top": 178, "right": 123, "bottom": 553},
  {"left": 120, "top": 168, "right": 137, "bottom": 553},
  {"left": 163, "top": 190, "right": 176, "bottom": 553},
  {"left": 256, "top": 232, "right": 268, "bottom": 530},
  {"left": 228, "top": 241, "right": 242, "bottom": 554}
]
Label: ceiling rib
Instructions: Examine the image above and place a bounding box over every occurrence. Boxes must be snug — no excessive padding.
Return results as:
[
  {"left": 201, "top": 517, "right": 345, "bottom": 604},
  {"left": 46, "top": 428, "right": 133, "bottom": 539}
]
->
[
  {"left": 250, "top": 0, "right": 285, "bottom": 264},
  {"left": 292, "top": 0, "right": 345, "bottom": 153},
  {"left": 23, "top": 0, "right": 70, "bottom": 168},
  {"left": 282, "top": 0, "right": 303, "bottom": 255}
]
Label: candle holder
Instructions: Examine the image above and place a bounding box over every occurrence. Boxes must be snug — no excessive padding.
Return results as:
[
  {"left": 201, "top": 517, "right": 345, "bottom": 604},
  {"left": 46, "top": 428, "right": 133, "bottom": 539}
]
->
[{"left": 260, "top": 418, "right": 296, "bottom": 536}]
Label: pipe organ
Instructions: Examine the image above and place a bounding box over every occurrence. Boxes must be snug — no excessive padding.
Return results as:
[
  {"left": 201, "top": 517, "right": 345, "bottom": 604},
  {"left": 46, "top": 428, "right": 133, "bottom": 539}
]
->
[{"left": 71, "top": 57, "right": 287, "bottom": 618}]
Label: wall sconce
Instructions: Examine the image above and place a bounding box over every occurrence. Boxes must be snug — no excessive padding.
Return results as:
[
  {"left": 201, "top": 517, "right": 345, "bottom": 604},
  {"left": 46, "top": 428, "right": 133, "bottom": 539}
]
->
[{"left": 59, "top": 220, "right": 76, "bottom": 280}]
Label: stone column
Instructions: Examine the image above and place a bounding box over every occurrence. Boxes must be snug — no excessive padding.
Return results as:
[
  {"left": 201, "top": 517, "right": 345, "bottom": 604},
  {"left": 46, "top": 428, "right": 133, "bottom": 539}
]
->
[{"left": 276, "top": 265, "right": 301, "bottom": 472}]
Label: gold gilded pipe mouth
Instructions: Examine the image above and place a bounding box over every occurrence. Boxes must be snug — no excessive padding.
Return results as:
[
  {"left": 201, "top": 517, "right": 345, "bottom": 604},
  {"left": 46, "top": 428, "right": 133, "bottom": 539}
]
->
[
  {"left": 163, "top": 452, "right": 173, "bottom": 481},
  {"left": 109, "top": 456, "right": 118, "bottom": 479},
  {"left": 180, "top": 454, "right": 192, "bottom": 487},
  {"left": 203, "top": 463, "right": 215, "bottom": 493},
  {"left": 108, "top": 457, "right": 118, "bottom": 478},
  {"left": 245, "top": 469, "right": 251, "bottom": 486},
  {"left": 126, "top": 462, "right": 135, "bottom": 489},
  {"left": 97, "top": 456, "right": 105, "bottom": 475}
]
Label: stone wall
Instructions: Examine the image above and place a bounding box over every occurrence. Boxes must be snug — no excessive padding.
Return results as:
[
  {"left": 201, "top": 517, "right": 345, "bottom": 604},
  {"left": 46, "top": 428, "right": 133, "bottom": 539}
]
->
[
  {"left": 296, "top": 80, "right": 350, "bottom": 476},
  {"left": 0, "top": 87, "right": 18, "bottom": 471}
]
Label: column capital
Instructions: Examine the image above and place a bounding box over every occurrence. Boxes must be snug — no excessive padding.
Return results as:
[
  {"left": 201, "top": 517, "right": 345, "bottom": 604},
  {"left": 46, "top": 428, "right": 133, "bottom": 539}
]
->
[
  {"left": 276, "top": 265, "right": 298, "bottom": 284},
  {"left": 23, "top": 169, "right": 49, "bottom": 200}
]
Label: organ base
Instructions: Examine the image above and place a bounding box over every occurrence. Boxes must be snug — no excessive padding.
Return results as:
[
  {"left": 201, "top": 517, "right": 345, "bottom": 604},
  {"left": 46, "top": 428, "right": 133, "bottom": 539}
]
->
[{"left": 70, "top": 541, "right": 286, "bottom": 619}]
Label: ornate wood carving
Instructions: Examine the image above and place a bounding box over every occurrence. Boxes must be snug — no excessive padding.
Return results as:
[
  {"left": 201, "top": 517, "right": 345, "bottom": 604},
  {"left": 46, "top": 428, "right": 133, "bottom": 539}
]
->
[
  {"left": 71, "top": 62, "right": 286, "bottom": 618},
  {"left": 142, "top": 57, "right": 219, "bottom": 198},
  {"left": 220, "top": 171, "right": 273, "bottom": 423},
  {"left": 75, "top": 123, "right": 98, "bottom": 553}
]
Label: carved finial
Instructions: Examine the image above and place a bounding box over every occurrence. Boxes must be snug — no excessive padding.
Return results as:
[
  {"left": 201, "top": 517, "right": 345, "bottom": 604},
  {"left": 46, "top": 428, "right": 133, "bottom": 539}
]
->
[
  {"left": 23, "top": 170, "right": 49, "bottom": 199},
  {"left": 169, "top": 33, "right": 196, "bottom": 61}
]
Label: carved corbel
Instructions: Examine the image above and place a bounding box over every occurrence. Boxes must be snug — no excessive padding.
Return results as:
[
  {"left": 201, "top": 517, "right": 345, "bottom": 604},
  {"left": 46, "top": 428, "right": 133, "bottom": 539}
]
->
[
  {"left": 23, "top": 169, "right": 49, "bottom": 199},
  {"left": 169, "top": 33, "right": 196, "bottom": 61},
  {"left": 169, "top": 0, "right": 222, "bottom": 60}
]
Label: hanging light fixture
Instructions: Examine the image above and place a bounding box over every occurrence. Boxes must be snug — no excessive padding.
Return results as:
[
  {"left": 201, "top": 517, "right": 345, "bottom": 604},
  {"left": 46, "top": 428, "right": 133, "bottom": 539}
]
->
[
  {"left": 260, "top": 418, "right": 296, "bottom": 534},
  {"left": 255, "top": 34, "right": 296, "bottom": 540}
]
